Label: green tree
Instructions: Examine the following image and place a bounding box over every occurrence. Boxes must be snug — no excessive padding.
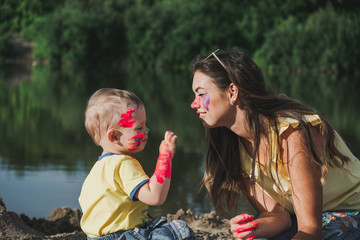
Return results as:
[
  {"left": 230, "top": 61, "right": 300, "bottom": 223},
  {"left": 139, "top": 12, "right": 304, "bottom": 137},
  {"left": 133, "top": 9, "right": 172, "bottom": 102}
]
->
[
  {"left": 27, "top": 0, "right": 129, "bottom": 66},
  {"left": 255, "top": 5, "right": 360, "bottom": 74},
  {"left": 124, "top": 0, "right": 251, "bottom": 69},
  {"left": 0, "top": 0, "right": 63, "bottom": 33}
]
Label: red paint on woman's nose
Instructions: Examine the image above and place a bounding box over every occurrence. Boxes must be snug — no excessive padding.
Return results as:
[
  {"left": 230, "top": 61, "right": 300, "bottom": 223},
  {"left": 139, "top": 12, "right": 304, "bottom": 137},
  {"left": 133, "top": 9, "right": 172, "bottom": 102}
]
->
[{"left": 191, "top": 96, "right": 201, "bottom": 109}]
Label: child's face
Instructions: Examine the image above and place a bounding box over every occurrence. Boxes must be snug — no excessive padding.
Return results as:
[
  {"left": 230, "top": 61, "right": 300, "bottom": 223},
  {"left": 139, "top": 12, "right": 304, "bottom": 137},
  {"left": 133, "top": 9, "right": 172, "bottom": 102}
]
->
[{"left": 117, "top": 105, "right": 148, "bottom": 154}]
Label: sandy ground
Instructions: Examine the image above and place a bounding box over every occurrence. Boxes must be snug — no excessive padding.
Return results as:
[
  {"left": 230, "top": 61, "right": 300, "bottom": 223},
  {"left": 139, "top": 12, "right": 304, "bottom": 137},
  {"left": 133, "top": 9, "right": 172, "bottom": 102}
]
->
[{"left": 0, "top": 197, "right": 233, "bottom": 240}]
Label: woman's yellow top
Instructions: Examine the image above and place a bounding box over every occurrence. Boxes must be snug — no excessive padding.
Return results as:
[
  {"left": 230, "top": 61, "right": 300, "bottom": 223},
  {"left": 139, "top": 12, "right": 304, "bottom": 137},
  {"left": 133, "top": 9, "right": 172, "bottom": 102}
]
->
[{"left": 241, "top": 115, "right": 360, "bottom": 213}]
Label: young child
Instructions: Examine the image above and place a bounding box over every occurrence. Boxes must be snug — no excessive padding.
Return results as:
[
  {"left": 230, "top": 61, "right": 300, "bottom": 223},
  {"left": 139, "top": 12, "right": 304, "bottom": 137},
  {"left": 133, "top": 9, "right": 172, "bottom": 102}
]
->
[{"left": 79, "top": 88, "right": 195, "bottom": 240}]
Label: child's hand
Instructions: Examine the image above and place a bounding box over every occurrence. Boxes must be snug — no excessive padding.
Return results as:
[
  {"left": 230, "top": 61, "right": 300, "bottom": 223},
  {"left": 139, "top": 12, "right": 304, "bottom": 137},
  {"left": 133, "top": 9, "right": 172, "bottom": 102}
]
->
[
  {"left": 159, "top": 131, "right": 177, "bottom": 158},
  {"left": 136, "top": 131, "right": 178, "bottom": 203}
]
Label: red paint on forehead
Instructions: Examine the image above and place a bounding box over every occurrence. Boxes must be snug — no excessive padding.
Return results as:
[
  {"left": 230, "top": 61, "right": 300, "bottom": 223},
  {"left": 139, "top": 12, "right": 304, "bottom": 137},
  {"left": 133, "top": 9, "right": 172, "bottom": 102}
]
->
[{"left": 118, "top": 109, "right": 137, "bottom": 128}]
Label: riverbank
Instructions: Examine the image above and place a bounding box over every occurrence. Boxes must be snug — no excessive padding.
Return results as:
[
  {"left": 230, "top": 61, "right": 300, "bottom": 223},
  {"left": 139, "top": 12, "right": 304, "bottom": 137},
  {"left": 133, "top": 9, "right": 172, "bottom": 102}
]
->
[{"left": 0, "top": 197, "right": 233, "bottom": 240}]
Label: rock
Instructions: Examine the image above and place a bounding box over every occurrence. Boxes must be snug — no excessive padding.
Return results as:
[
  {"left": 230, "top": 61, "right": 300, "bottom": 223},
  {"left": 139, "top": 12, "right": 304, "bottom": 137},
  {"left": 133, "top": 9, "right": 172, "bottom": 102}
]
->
[
  {"left": 20, "top": 207, "right": 83, "bottom": 237},
  {"left": 167, "top": 208, "right": 233, "bottom": 240},
  {"left": 0, "top": 198, "right": 44, "bottom": 239},
  {"left": 0, "top": 197, "right": 85, "bottom": 239}
]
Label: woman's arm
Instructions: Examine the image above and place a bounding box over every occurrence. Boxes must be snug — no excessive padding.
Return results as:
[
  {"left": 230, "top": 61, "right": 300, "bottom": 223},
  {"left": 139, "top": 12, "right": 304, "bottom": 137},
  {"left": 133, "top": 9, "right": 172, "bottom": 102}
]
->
[
  {"left": 230, "top": 178, "right": 293, "bottom": 239},
  {"left": 135, "top": 131, "right": 177, "bottom": 206},
  {"left": 231, "top": 125, "right": 324, "bottom": 240},
  {"left": 282, "top": 127, "right": 323, "bottom": 239}
]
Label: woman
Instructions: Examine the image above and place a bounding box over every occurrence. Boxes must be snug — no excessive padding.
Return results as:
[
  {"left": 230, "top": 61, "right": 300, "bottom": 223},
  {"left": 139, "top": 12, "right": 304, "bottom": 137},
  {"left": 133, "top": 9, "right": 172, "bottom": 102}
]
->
[{"left": 190, "top": 50, "right": 360, "bottom": 240}]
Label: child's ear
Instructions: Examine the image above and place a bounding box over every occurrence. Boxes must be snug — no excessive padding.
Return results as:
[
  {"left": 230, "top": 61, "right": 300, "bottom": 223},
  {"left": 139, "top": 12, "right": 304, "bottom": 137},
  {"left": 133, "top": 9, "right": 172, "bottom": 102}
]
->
[{"left": 107, "top": 129, "right": 119, "bottom": 142}]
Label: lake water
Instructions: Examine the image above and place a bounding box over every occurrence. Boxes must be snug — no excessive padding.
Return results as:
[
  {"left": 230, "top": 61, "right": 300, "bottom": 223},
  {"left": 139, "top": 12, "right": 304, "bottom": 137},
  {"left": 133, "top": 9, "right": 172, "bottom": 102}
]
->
[{"left": 0, "top": 63, "right": 359, "bottom": 218}]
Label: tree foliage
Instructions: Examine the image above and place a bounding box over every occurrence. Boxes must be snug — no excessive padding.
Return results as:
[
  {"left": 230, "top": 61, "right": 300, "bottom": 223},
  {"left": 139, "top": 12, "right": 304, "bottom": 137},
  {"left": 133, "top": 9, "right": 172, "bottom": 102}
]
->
[
  {"left": 28, "top": 0, "right": 126, "bottom": 66},
  {"left": 254, "top": 5, "right": 360, "bottom": 73},
  {"left": 0, "top": 0, "right": 359, "bottom": 72},
  {"left": 0, "top": 0, "right": 63, "bottom": 33}
]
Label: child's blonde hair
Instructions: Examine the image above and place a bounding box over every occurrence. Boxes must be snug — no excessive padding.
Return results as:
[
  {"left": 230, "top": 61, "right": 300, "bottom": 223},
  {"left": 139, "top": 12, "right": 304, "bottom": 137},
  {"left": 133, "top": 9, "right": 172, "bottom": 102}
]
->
[{"left": 85, "top": 88, "right": 143, "bottom": 145}]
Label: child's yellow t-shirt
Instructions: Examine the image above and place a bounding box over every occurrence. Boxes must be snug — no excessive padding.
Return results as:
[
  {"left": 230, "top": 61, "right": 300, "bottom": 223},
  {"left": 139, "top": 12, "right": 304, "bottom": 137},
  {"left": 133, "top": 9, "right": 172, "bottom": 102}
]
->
[
  {"left": 241, "top": 115, "right": 360, "bottom": 213},
  {"left": 79, "top": 153, "right": 150, "bottom": 238}
]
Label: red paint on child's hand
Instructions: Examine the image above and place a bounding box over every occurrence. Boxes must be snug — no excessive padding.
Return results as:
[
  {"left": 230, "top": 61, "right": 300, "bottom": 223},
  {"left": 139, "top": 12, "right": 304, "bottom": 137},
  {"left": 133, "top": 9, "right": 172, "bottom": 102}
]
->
[
  {"left": 118, "top": 109, "right": 136, "bottom": 128},
  {"left": 153, "top": 145, "right": 172, "bottom": 184}
]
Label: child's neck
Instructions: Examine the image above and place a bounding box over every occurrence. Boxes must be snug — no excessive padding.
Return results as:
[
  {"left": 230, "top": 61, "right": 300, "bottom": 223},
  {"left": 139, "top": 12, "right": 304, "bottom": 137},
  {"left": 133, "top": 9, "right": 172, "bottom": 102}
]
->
[
  {"left": 101, "top": 150, "right": 130, "bottom": 156},
  {"left": 100, "top": 141, "right": 129, "bottom": 156}
]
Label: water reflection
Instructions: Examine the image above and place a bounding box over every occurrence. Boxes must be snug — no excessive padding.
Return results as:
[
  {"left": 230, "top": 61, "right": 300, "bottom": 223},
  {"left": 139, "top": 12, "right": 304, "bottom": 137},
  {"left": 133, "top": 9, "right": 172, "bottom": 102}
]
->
[
  {"left": 0, "top": 63, "right": 210, "bottom": 218},
  {"left": 0, "top": 64, "right": 94, "bottom": 171},
  {"left": 0, "top": 64, "right": 359, "bottom": 218}
]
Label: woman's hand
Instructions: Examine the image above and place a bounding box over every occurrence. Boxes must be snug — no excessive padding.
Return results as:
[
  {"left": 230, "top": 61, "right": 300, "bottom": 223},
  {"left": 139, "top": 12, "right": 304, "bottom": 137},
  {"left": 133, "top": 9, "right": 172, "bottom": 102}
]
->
[
  {"left": 234, "top": 178, "right": 293, "bottom": 238},
  {"left": 230, "top": 214, "right": 258, "bottom": 240}
]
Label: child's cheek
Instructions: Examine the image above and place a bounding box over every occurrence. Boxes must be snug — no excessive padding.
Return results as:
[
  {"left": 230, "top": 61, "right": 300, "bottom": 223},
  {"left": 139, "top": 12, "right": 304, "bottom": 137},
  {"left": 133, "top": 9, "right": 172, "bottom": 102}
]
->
[{"left": 127, "top": 131, "right": 144, "bottom": 151}]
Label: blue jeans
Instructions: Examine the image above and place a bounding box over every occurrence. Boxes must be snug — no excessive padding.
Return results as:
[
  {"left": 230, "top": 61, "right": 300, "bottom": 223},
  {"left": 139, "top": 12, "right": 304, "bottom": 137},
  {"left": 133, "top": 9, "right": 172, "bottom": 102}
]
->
[
  {"left": 87, "top": 230, "right": 125, "bottom": 240},
  {"left": 87, "top": 217, "right": 196, "bottom": 240}
]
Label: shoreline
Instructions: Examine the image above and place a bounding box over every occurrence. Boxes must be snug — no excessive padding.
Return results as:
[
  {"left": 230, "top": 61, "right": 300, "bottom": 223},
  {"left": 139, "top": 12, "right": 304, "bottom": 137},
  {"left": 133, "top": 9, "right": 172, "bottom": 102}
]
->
[{"left": 0, "top": 197, "right": 233, "bottom": 240}]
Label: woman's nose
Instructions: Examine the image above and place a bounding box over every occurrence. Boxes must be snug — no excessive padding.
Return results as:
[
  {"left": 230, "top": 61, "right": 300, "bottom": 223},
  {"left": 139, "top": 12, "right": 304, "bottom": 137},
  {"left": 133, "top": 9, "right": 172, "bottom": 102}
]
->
[{"left": 191, "top": 96, "right": 201, "bottom": 109}]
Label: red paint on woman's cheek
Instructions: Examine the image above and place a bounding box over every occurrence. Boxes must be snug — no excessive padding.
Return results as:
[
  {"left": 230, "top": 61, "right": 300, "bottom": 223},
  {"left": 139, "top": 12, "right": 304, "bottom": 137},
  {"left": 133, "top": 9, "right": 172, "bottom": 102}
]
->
[
  {"left": 154, "top": 147, "right": 172, "bottom": 184},
  {"left": 127, "top": 131, "right": 144, "bottom": 151},
  {"left": 191, "top": 96, "right": 201, "bottom": 108},
  {"left": 118, "top": 109, "right": 137, "bottom": 128}
]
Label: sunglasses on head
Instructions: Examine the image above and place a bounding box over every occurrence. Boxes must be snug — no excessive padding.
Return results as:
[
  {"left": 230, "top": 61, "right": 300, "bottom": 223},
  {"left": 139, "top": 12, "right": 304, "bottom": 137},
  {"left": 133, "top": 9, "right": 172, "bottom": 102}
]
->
[{"left": 204, "top": 49, "right": 227, "bottom": 70}]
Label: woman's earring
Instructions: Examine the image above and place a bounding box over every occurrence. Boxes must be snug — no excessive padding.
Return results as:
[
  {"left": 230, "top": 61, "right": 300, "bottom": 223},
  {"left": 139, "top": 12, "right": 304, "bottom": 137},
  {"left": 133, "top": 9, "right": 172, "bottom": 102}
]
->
[{"left": 230, "top": 100, "right": 235, "bottom": 105}]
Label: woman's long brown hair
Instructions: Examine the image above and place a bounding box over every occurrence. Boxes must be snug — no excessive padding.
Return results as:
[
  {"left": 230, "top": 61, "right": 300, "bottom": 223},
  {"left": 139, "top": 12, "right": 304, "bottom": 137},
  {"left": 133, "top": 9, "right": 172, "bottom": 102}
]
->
[{"left": 193, "top": 50, "right": 349, "bottom": 216}]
